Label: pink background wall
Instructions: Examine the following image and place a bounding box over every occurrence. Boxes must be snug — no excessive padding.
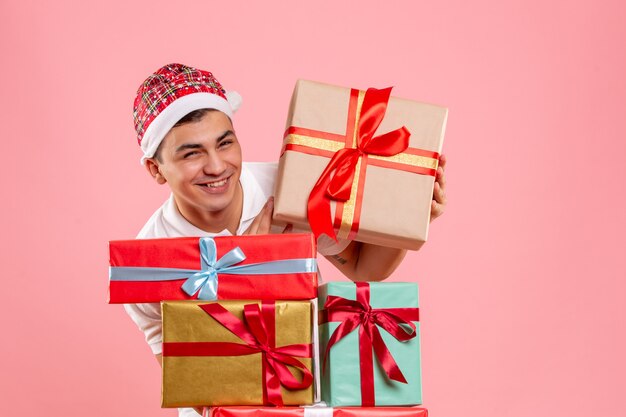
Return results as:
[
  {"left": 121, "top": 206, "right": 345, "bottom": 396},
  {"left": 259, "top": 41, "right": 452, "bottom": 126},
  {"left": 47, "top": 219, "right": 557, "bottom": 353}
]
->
[{"left": 1, "top": 1, "right": 625, "bottom": 416}]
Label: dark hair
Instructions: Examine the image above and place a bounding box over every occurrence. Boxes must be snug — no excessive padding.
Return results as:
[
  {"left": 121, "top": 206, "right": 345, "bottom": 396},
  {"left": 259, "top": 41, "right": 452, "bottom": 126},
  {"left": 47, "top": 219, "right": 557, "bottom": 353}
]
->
[
  {"left": 153, "top": 108, "right": 217, "bottom": 162},
  {"left": 173, "top": 108, "right": 215, "bottom": 127}
]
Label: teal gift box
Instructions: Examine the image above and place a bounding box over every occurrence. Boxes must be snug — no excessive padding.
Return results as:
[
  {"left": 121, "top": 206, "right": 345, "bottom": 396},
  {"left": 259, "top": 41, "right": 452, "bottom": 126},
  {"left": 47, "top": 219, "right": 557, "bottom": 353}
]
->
[{"left": 319, "top": 281, "right": 422, "bottom": 406}]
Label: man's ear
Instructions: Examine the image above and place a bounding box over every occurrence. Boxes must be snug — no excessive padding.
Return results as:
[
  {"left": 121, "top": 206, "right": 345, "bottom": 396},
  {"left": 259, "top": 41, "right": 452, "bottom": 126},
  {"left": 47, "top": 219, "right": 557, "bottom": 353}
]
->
[{"left": 145, "top": 158, "right": 167, "bottom": 185}]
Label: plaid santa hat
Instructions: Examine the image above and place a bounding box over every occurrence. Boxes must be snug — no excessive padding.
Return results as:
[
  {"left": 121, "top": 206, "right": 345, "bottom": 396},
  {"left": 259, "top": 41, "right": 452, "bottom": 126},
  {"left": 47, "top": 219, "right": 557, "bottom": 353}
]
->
[{"left": 133, "top": 63, "right": 242, "bottom": 163}]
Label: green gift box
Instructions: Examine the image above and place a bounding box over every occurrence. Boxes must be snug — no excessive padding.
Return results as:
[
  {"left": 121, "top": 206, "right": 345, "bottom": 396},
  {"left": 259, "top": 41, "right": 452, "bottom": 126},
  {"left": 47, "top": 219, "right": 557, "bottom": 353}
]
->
[{"left": 319, "top": 282, "right": 422, "bottom": 406}]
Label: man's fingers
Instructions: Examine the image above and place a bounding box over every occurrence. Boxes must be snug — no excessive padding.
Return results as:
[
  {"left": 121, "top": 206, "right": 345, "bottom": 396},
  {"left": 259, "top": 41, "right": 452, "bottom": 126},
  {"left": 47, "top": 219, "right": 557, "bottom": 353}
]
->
[
  {"left": 282, "top": 223, "right": 293, "bottom": 233},
  {"left": 436, "top": 166, "right": 446, "bottom": 189},
  {"left": 433, "top": 181, "right": 446, "bottom": 205},
  {"left": 430, "top": 154, "right": 447, "bottom": 223},
  {"left": 243, "top": 200, "right": 268, "bottom": 235},
  {"left": 243, "top": 212, "right": 260, "bottom": 235},
  {"left": 257, "top": 197, "right": 273, "bottom": 234},
  {"left": 431, "top": 182, "right": 446, "bottom": 223},
  {"left": 436, "top": 154, "right": 446, "bottom": 190},
  {"left": 439, "top": 154, "right": 447, "bottom": 169},
  {"left": 242, "top": 221, "right": 257, "bottom": 235},
  {"left": 430, "top": 200, "right": 443, "bottom": 222}
]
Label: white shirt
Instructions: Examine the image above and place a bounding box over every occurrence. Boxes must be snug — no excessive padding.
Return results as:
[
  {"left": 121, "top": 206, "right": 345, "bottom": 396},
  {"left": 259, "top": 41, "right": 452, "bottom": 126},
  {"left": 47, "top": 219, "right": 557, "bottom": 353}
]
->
[{"left": 124, "top": 162, "right": 348, "bottom": 417}]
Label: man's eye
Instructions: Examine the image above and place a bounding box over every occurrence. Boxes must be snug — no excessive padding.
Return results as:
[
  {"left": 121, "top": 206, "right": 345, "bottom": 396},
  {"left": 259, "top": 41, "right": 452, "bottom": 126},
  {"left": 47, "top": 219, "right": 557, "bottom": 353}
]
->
[
  {"left": 219, "top": 140, "right": 233, "bottom": 148},
  {"left": 183, "top": 151, "right": 199, "bottom": 158}
]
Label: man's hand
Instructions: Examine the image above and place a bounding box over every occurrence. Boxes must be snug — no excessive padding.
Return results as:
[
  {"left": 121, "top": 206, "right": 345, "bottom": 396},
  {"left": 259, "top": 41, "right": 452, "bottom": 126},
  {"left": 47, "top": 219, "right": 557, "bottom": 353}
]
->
[
  {"left": 431, "top": 154, "right": 447, "bottom": 222},
  {"left": 326, "top": 240, "right": 406, "bottom": 282},
  {"left": 326, "top": 154, "right": 448, "bottom": 281},
  {"left": 242, "top": 197, "right": 273, "bottom": 235},
  {"left": 242, "top": 197, "right": 292, "bottom": 235}
]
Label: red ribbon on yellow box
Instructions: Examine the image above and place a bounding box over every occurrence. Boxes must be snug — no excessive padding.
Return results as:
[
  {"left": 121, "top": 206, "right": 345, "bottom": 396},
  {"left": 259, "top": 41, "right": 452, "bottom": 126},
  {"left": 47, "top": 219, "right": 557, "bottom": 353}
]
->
[
  {"left": 282, "top": 87, "right": 440, "bottom": 242},
  {"left": 163, "top": 302, "right": 313, "bottom": 407}
]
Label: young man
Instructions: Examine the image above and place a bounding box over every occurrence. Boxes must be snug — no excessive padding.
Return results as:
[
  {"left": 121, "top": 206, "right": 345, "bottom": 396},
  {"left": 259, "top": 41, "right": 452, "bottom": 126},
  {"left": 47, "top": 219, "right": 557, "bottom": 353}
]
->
[{"left": 125, "top": 63, "right": 447, "bottom": 417}]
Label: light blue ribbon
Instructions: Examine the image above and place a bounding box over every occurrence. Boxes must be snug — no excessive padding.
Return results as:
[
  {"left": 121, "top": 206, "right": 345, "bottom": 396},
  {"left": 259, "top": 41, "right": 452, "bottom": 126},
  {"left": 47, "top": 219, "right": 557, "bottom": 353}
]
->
[{"left": 110, "top": 237, "right": 317, "bottom": 300}]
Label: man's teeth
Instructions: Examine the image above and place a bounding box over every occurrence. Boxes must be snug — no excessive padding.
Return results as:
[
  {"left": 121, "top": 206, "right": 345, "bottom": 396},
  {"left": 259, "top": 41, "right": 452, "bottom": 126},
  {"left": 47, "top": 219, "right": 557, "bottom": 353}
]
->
[{"left": 204, "top": 178, "right": 228, "bottom": 188}]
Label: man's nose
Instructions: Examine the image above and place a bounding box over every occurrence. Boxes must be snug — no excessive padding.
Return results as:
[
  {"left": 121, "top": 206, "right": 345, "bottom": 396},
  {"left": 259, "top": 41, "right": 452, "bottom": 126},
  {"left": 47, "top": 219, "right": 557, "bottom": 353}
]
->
[{"left": 202, "top": 151, "right": 227, "bottom": 176}]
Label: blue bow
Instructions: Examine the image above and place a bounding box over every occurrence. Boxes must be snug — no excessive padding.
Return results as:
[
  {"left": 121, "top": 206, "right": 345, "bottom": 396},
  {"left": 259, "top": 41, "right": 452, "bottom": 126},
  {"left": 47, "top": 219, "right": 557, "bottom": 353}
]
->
[{"left": 181, "top": 238, "right": 246, "bottom": 300}]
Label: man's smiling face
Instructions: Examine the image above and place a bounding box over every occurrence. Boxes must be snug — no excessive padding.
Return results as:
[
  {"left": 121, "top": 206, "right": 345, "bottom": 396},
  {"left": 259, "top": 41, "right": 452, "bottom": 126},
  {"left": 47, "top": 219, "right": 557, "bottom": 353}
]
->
[{"left": 146, "top": 110, "right": 243, "bottom": 227}]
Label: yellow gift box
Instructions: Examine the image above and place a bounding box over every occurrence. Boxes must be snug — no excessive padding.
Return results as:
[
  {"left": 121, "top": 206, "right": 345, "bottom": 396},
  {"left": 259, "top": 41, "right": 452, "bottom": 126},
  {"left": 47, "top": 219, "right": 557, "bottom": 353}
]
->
[{"left": 161, "top": 300, "right": 315, "bottom": 407}]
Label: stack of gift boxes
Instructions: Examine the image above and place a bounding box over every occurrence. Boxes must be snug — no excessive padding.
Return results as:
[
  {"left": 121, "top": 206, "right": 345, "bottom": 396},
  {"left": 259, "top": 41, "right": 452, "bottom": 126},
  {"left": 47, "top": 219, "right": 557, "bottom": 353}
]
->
[{"left": 109, "top": 80, "right": 446, "bottom": 417}]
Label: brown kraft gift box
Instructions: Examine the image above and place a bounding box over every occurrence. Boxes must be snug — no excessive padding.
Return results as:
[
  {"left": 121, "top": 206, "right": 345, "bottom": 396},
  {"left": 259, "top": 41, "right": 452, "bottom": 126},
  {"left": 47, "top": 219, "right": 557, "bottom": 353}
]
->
[{"left": 273, "top": 79, "right": 447, "bottom": 250}]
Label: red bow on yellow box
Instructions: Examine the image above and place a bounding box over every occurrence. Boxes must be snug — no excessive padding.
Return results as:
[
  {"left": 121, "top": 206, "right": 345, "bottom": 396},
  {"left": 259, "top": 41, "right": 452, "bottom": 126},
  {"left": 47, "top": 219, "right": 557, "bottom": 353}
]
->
[{"left": 163, "top": 302, "right": 313, "bottom": 406}]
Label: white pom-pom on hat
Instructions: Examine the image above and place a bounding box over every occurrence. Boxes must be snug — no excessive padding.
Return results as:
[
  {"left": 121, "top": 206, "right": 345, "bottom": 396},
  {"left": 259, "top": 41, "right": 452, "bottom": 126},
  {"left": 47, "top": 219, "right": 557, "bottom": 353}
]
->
[{"left": 225, "top": 90, "right": 242, "bottom": 113}]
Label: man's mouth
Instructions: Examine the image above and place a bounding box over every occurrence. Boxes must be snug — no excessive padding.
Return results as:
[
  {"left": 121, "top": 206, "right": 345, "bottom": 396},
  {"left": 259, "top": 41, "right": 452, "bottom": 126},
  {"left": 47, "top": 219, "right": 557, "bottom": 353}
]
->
[
  {"left": 201, "top": 178, "right": 228, "bottom": 188},
  {"left": 197, "top": 175, "right": 231, "bottom": 192}
]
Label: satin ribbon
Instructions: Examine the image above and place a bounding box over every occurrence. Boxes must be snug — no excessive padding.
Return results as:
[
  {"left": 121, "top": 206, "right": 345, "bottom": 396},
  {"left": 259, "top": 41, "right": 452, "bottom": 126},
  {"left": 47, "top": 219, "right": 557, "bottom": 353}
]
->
[
  {"left": 163, "top": 302, "right": 313, "bottom": 406},
  {"left": 321, "top": 282, "right": 419, "bottom": 406},
  {"left": 109, "top": 237, "right": 317, "bottom": 300},
  {"left": 208, "top": 406, "right": 429, "bottom": 417},
  {"left": 307, "top": 87, "right": 411, "bottom": 241}
]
